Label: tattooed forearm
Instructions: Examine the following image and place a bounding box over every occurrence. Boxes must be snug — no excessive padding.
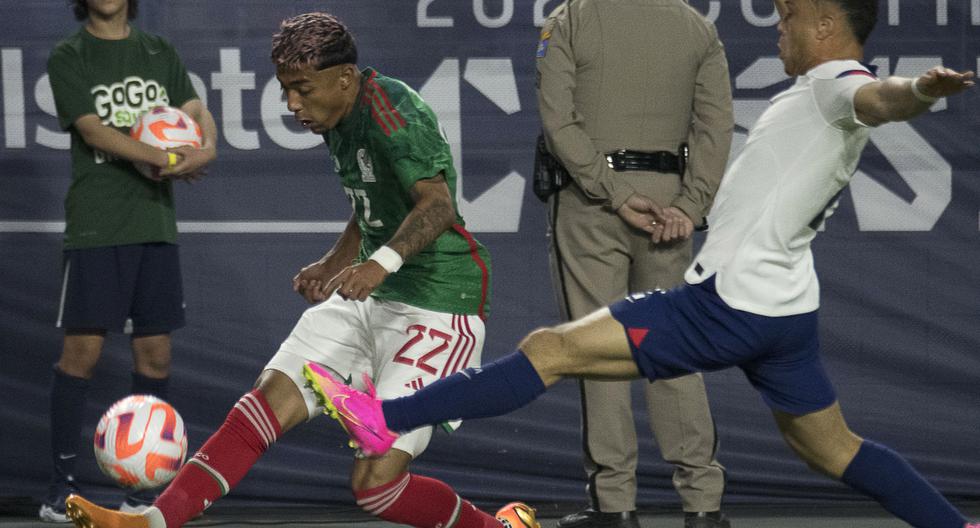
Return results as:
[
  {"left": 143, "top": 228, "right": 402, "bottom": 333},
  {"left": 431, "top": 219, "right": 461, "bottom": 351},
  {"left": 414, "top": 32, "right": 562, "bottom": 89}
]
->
[{"left": 386, "top": 175, "right": 456, "bottom": 260}]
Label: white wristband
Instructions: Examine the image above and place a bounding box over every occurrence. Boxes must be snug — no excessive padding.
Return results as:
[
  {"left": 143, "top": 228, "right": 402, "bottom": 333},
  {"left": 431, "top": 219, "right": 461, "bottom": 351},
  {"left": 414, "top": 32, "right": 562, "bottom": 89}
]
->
[
  {"left": 910, "top": 78, "right": 939, "bottom": 104},
  {"left": 369, "top": 245, "right": 404, "bottom": 274}
]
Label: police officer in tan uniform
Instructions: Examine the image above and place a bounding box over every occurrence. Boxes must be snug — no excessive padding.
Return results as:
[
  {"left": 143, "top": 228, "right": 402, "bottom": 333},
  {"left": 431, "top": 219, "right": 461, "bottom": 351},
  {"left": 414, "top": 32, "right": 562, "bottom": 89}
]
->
[{"left": 536, "top": 1, "right": 734, "bottom": 527}]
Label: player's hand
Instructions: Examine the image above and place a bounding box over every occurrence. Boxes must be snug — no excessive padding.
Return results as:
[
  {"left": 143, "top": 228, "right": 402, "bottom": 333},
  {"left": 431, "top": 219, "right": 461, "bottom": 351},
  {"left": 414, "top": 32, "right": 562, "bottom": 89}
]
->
[
  {"left": 915, "top": 67, "right": 976, "bottom": 98},
  {"left": 323, "top": 261, "right": 388, "bottom": 302},
  {"left": 160, "top": 145, "right": 215, "bottom": 181},
  {"left": 293, "top": 259, "right": 345, "bottom": 304}
]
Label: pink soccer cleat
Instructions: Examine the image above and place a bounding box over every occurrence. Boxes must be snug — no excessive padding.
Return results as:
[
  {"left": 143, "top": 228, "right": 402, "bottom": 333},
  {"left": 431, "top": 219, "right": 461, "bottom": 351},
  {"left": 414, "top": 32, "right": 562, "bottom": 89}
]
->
[{"left": 302, "top": 363, "right": 398, "bottom": 456}]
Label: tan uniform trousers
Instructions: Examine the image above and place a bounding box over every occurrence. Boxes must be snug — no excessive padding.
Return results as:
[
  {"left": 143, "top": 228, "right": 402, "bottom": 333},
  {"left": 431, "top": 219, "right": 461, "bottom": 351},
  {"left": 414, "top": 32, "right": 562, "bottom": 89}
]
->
[{"left": 549, "top": 173, "right": 725, "bottom": 513}]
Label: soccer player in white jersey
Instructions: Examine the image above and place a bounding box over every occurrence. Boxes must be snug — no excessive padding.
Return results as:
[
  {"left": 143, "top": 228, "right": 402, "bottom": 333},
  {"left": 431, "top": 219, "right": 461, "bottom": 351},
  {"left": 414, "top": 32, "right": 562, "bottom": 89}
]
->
[{"left": 303, "top": 2, "right": 978, "bottom": 528}]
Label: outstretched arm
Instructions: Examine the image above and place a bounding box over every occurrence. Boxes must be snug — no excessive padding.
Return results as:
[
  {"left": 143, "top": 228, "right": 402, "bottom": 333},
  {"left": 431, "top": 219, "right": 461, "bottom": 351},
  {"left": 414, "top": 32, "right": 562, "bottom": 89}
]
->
[{"left": 854, "top": 66, "right": 975, "bottom": 126}]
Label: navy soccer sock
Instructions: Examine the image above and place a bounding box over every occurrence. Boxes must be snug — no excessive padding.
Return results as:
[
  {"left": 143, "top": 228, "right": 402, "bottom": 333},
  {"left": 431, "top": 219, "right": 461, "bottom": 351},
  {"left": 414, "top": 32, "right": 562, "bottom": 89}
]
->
[
  {"left": 382, "top": 350, "right": 546, "bottom": 433},
  {"left": 50, "top": 366, "right": 90, "bottom": 479},
  {"left": 131, "top": 371, "right": 169, "bottom": 401},
  {"left": 841, "top": 440, "right": 966, "bottom": 528}
]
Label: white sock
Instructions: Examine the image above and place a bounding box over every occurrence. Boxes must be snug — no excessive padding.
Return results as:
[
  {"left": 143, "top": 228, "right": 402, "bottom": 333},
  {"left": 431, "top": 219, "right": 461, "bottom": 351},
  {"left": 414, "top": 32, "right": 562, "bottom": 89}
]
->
[{"left": 145, "top": 506, "right": 167, "bottom": 528}]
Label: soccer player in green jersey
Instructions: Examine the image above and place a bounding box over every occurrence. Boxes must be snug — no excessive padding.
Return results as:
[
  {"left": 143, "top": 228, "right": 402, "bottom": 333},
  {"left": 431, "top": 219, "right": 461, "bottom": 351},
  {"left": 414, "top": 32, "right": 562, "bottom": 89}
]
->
[
  {"left": 66, "top": 11, "right": 535, "bottom": 528},
  {"left": 43, "top": 0, "right": 217, "bottom": 522}
]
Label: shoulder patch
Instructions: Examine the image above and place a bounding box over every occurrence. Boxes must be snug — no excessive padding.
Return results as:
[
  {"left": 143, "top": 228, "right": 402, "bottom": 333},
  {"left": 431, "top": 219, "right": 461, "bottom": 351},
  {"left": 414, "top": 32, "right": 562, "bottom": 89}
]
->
[{"left": 536, "top": 30, "right": 551, "bottom": 58}]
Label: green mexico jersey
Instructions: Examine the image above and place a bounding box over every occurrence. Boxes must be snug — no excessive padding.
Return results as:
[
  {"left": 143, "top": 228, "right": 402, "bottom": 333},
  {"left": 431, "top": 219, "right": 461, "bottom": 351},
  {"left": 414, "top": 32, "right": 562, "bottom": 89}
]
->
[
  {"left": 326, "top": 68, "right": 492, "bottom": 317},
  {"left": 47, "top": 26, "right": 198, "bottom": 249}
]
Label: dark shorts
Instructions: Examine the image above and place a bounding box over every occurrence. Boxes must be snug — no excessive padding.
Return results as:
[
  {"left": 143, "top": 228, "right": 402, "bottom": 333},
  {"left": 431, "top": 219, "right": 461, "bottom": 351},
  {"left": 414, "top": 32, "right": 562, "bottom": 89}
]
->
[
  {"left": 58, "top": 243, "right": 185, "bottom": 335},
  {"left": 609, "top": 276, "right": 836, "bottom": 415}
]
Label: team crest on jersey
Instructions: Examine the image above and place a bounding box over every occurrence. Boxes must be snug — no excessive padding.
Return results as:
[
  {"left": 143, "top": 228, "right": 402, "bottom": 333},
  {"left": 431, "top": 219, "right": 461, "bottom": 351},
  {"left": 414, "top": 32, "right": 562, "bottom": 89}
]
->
[{"left": 356, "top": 148, "right": 376, "bottom": 183}]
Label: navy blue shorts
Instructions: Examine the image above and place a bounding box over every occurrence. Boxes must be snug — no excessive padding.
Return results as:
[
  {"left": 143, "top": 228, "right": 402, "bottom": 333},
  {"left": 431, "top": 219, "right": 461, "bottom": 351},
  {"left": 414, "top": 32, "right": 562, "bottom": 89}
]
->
[
  {"left": 609, "top": 276, "right": 836, "bottom": 415},
  {"left": 58, "top": 243, "right": 185, "bottom": 335}
]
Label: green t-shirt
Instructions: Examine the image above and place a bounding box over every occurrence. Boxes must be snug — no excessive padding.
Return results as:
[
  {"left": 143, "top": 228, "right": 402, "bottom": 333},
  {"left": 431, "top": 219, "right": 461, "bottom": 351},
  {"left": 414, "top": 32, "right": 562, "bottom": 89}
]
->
[
  {"left": 47, "top": 26, "right": 198, "bottom": 249},
  {"left": 326, "top": 68, "right": 492, "bottom": 317}
]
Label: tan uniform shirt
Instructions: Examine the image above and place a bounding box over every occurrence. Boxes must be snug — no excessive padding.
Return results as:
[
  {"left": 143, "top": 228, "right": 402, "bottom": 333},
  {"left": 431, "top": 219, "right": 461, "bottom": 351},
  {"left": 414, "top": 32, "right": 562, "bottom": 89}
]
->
[{"left": 537, "top": 0, "right": 733, "bottom": 222}]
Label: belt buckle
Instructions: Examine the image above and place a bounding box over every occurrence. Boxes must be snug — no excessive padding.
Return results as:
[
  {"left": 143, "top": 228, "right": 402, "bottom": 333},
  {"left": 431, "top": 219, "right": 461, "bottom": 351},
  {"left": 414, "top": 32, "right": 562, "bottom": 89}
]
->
[{"left": 606, "top": 149, "right": 627, "bottom": 171}]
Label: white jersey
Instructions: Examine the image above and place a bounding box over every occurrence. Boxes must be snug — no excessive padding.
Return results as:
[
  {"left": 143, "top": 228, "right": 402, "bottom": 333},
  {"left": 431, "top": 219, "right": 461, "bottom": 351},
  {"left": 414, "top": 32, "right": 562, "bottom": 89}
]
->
[{"left": 685, "top": 60, "right": 877, "bottom": 316}]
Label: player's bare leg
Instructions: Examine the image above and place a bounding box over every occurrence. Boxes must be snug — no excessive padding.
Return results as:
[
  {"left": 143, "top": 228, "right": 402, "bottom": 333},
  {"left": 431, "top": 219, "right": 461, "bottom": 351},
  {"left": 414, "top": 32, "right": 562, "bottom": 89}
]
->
[
  {"left": 131, "top": 335, "right": 171, "bottom": 380},
  {"left": 67, "top": 370, "right": 309, "bottom": 528},
  {"left": 773, "top": 402, "right": 862, "bottom": 478},
  {"left": 519, "top": 307, "right": 642, "bottom": 386},
  {"left": 774, "top": 402, "right": 971, "bottom": 527}
]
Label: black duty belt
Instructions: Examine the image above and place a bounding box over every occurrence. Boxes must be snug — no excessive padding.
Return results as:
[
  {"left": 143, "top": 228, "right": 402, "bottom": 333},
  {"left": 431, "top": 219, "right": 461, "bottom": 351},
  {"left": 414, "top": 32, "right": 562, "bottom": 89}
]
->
[{"left": 605, "top": 148, "right": 684, "bottom": 175}]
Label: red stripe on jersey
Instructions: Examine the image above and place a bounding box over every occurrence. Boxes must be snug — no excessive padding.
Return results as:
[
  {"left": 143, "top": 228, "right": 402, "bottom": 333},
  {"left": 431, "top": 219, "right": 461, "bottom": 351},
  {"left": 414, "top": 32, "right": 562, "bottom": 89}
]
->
[
  {"left": 363, "top": 71, "right": 396, "bottom": 135},
  {"left": 836, "top": 69, "right": 877, "bottom": 79},
  {"left": 368, "top": 78, "right": 407, "bottom": 128},
  {"left": 452, "top": 224, "right": 489, "bottom": 320},
  {"left": 369, "top": 92, "right": 398, "bottom": 135},
  {"left": 370, "top": 105, "right": 392, "bottom": 136}
]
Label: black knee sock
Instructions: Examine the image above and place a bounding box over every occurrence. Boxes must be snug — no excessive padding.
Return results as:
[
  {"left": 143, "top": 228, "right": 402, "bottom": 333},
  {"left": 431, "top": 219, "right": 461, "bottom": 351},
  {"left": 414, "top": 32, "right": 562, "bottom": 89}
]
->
[
  {"left": 50, "top": 366, "right": 90, "bottom": 480},
  {"left": 131, "top": 371, "right": 169, "bottom": 401}
]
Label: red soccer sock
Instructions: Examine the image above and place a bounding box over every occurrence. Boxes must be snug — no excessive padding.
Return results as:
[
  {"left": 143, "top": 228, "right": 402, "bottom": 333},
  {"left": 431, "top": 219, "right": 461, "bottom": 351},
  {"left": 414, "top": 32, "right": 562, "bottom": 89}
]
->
[
  {"left": 154, "top": 390, "right": 281, "bottom": 528},
  {"left": 354, "top": 472, "right": 500, "bottom": 528}
]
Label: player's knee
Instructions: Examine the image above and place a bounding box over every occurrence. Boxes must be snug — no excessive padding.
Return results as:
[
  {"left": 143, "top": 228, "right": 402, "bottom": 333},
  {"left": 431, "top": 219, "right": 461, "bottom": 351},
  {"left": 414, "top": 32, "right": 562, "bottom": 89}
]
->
[
  {"left": 519, "top": 326, "right": 564, "bottom": 361},
  {"left": 350, "top": 456, "right": 411, "bottom": 493},
  {"left": 254, "top": 370, "right": 310, "bottom": 433},
  {"left": 783, "top": 432, "right": 856, "bottom": 478}
]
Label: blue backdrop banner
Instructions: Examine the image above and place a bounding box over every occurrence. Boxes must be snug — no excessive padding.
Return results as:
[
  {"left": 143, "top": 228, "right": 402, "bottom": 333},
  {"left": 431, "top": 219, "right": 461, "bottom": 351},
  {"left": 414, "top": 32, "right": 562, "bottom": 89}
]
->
[{"left": 1, "top": 0, "right": 978, "bottom": 509}]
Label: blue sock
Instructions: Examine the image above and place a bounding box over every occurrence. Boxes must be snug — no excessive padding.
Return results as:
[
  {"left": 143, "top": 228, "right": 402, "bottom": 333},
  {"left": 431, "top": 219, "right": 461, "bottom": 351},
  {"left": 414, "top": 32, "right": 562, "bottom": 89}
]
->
[
  {"left": 841, "top": 440, "right": 966, "bottom": 528},
  {"left": 382, "top": 350, "right": 546, "bottom": 433}
]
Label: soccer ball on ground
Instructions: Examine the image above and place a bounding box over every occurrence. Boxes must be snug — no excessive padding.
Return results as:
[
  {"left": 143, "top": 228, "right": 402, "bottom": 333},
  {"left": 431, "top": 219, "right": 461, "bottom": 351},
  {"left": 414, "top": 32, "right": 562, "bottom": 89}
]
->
[
  {"left": 129, "top": 105, "right": 202, "bottom": 180},
  {"left": 93, "top": 394, "right": 188, "bottom": 490}
]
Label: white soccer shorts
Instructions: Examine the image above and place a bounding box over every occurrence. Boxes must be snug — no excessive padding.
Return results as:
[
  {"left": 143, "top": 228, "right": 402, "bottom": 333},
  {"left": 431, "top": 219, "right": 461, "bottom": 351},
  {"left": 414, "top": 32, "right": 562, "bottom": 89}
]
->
[{"left": 265, "top": 294, "right": 485, "bottom": 457}]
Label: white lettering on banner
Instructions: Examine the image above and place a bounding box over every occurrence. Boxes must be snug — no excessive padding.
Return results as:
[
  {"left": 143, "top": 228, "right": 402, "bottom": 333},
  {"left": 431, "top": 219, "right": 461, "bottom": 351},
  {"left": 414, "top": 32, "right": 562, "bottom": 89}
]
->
[
  {"left": 1, "top": 47, "right": 975, "bottom": 233},
  {"left": 418, "top": 0, "right": 980, "bottom": 27},
  {"left": 35, "top": 74, "right": 67, "bottom": 149},
  {"left": 733, "top": 56, "right": 952, "bottom": 232},
  {"left": 741, "top": 0, "right": 779, "bottom": 27},
  {"left": 2, "top": 48, "right": 25, "bottom": 148},
  {"left": 418, "top": 0, "right": 453, "bottom": 27},
  {"left": 886, "top": 0, "right": 976, "bottom": 26},
  {"left": 474, "top": 0, "right": 513, "bottom": 28},
  {"left": 212, "top": 48, "right": 258, "bottom": 150},
  {"left": 419, "top": 58, "right": 524, "bottom": 232}
]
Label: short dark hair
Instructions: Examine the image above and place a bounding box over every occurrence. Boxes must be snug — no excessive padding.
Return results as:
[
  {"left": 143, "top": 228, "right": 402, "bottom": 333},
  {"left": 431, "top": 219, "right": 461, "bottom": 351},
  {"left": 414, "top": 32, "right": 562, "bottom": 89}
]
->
[
  {"left": 70, "top": 0, "right": 139, "bottom": 21},
  {"left": 271, "top": 12, "right": 358, "bottom": 72},
  {"left": 826, "top": 0, "right": 878, "bottom": 44}
]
